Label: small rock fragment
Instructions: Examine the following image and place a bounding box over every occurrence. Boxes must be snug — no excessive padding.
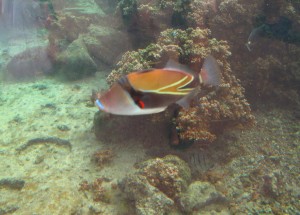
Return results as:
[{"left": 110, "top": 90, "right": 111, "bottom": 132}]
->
[
  {"left": 180, "top": 181, "right": 228, "bottom": 213},
  {"left": 120, "top": 174, "right": 174, "bottom": 215},
  {"left": 57, "top": 124, "right": 70, "bottom": 131},
  {"left": 0, "top": 205, "right": 19, "bottom": 214},
  {"left": 0, "top": 178, "right": 25, "bottom": 190}
]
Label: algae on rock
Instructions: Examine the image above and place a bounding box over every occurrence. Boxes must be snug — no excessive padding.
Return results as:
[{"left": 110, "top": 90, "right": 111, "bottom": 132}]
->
[
  {"left": 180, "top": 181, "right": 228, "bottom": 213},
  {"left": 55, "top": 38, "right": 97, "bottom": 80}
]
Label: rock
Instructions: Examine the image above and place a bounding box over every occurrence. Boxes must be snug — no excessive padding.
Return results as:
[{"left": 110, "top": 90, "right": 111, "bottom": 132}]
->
[
  {"left": 261, "top": 171, "right": 283, "bottom": 199},
  {"left": 0, "top": 205, "right": 19, "bottom": 215},
  {"left": 137, "top": 155, "right": 191, "bottom": 200},
  {"left": 83, "top": 25, "right": 131, "bottom": 66},
  {"left": 93, "top": 110, "right": 172, "bottom": 144},
  {"left": 180, "top": 181, "right": 228, "bottom": 213},
  {"left": 121, "top": 174, "right": 174, "bottom": 215},
  {"left": 5, "top": 46, "right": 52, "bottom": 81},
  {"left": 119, "top": 155, "right": 191, "bottom": 215},
  {"left": 57, "top": 124, "right": 70, "bottom": 131},
  {"left": 0, "top": 178, "right": 25, "bottom": 190},
  {"left": 287, "top": 183, "right": 300, "bottom": 199},
  {"left": 55, "top": 38, "right": 97, "bottom": 80},
  {"left": 54, "top": 0, "right": 105, "bottom": 16}
]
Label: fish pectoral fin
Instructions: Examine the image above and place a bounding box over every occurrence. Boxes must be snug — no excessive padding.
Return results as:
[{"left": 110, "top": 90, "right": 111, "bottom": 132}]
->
[{"left": 176, "top": 89, "right": 198, "bottom": 109}]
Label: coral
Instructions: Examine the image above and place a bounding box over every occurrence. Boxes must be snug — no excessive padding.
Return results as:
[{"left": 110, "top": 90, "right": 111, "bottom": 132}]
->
[
  {"left": 116, "top": 0, "right": 192, "bottom": 47},
  {"left": 120, "top": 155, "right": 191, "bottom": 214},
  {"left": 79, "top": 178, "right": 111, "bottom": 203},
  {"left": 48, "top": 12, "right": 93, "bottom": 44},
  {"left": 106, "top": 47, "right": 155, "bottom": 86},
  {"left": 207, "top": 0, "right": 300, "bottom": 106},
  {"left": 48, "top": 0, "right": 300, "bottom": 103},
  {"left": 117, "top": 0, "right": 138, "bottom": 19},
  {"left": 137, "top": 155, "right": 191, "bottom": 200},
  {"left": 187, "top": 0, "right": 219, "bottom": 28},
  {"left": 117, "top": 0, "right": 189, "bottom": 23},
  {"left": 107, "top": 27, "right": 255, "bottom": 144},
  {"left": 91, "top": 149, "right": 114, "bottom": 168},
  {"left": 243, "top": 47, "right": 300, "bottom": 106}
]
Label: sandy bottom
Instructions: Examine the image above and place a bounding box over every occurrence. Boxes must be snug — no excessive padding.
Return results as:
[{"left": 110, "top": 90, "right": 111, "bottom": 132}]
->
[
  {"left": 0, "top": 74, "right": 144, "bottom": 214},
  {"left": 0, "top": 75, "right": 299, "bottom": 214}
]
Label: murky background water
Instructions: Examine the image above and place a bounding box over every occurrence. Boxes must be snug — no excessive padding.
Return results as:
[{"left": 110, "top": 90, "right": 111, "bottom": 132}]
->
[{"left": 0, "top": 0, "right": 299, "bottom": 214}]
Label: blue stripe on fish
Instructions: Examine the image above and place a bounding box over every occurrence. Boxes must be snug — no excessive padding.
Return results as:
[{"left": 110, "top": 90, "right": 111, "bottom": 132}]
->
[{"left": 95, "top": 99, "right": 105, "bottom": 110}]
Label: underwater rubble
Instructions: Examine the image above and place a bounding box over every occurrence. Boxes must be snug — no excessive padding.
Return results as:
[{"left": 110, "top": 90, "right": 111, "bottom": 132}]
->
[{"left": 119, "top": 155, "right": 229, "bottom": 214}]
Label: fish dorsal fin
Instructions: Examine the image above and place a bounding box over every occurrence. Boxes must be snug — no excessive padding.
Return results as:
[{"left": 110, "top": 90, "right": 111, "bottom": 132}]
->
[{"left": 165, "top": 59, "right": 195, "bottom": 75}]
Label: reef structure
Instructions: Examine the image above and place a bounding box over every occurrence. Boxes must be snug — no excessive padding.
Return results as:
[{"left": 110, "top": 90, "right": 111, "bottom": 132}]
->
[
  {"left": 120, "top": 155, "right": 228, "bottom": 214},
  {"left": 106, "top": 27, "right": 255, "bottom": 144},
  {"left": 119, "top": 155, "right": 191, "bottom": 214}
]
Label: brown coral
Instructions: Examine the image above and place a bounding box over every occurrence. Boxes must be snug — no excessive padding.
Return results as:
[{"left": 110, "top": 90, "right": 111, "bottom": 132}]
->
[
  {"left": 92, "top": 149, "right": 114, "bottom": 168},
  {"left": 138, "top": 155, "right": 191, "bottom": 200},
  {"left": 78, "top": 178, "right": 111, "bottom": 203},
  {"left": 120, "top": 155, "right": 191, "bottom": 214}
]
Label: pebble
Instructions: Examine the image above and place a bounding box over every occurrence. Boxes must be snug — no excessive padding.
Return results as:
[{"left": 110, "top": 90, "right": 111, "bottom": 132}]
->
[
  {"left": 57, "top": 124, "right": 70, "bottom": 131},
  {"left": 0, "top": 178, "right": 25, "bottom": 190}
]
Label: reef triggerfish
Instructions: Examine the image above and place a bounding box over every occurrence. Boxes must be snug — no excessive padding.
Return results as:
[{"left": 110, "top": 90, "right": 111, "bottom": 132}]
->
[{"left": 95, "top": 56, "right": 221, "bottom": 115}]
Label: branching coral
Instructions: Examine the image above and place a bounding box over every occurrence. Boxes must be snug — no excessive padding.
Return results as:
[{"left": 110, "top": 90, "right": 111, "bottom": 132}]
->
[
  {"left": 187, "top": 0, "right": 219, "bottom": 28},
  {"left": 106, "top": 27, "right": 255, "bottom": 144}
]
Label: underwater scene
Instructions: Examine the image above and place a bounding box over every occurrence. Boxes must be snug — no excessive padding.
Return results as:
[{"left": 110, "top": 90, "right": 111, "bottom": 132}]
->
[{"left": 0, "top": 0, "right": 300, "bottom": 214}]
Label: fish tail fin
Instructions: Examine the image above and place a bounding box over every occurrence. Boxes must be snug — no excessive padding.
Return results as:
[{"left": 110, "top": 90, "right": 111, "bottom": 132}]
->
[{"left": 199, "top": 55, "right": 221, "bottom": 86}]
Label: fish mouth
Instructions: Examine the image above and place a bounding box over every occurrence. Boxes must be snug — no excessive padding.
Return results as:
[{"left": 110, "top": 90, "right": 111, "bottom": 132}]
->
[
  {"left": 95, "top": 99, "right": 105, "bottom": 110},
  {"left": 97, "top": 83, "right": 167, "bottom": 115}
]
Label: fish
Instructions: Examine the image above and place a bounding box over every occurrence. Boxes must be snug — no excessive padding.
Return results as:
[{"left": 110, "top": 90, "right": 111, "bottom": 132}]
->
[
  {"left": 188, "top": 151, "right": 214, "bottom": 173},
  {"left": 95, "top": 56, "right": 221, "bottom": 115},
  {"left": 246, "top": 16, "right": 298, "bottom": 51},
  {"left": 246, "top": 25, "right": 265, "bottom": 51}
]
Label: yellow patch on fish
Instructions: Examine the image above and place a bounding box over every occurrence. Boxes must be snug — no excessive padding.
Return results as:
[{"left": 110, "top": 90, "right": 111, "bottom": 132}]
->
[{"left": 127, "top": 69, "right": 194, "bottom": 95}]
